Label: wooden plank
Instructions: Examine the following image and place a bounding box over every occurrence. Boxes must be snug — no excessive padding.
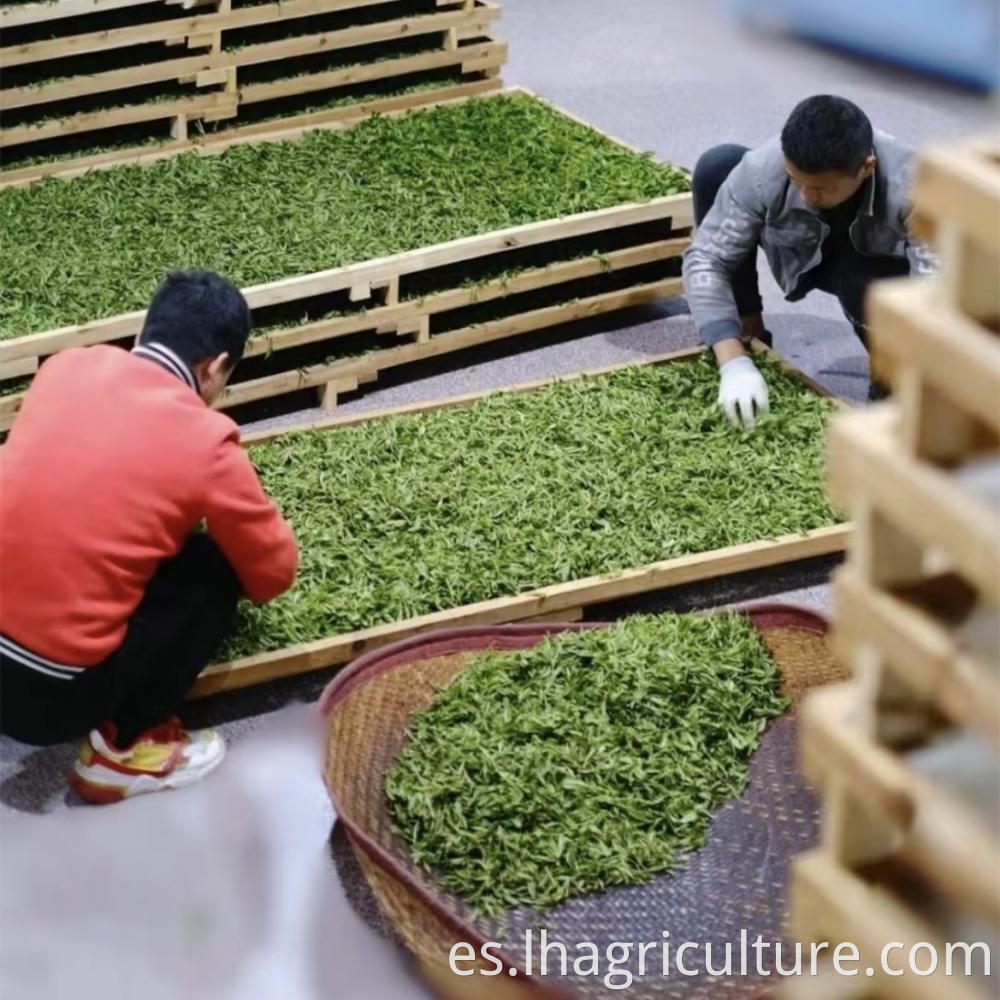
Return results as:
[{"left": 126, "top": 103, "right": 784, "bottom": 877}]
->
[
  {"left": 802, "top": 684, "right": 1000, "bottom": 926},
  {"left": 0, "top": 91, "right": 235, "bottom": 146},
  {"left": 237, "top": 39, "right": 504, "bottom": 104},
  {"left": 869, "top": 279, "right": 1000, "bottom": 432},
  {"left": 0, "top": 0, "right": 157, "bottom": 30},
  {"left": 0, "top": 192, "right": 689, "bottom": 363},
  {"left": 937, "top": 225, "right": 1000, "bottom": 325},
  {"left": 224, "top": 6, "right": 499, "bottom": 71},
  {"left": 218, "top": 364, "right": 358, "bottom": 408},
  {"left": 832, "top": 568, "right": 1000, "bottom": 743},
  {"left": 912, "top": 142, "right": 1000, "bottom": 257},
  {"left": 523, "top": 607, "right": 584, "bottom": 625},
  {"left": 192, "top": 524, "right": 850, "bottom": 695},
  {"left": 896, "top": 369, "right": 994, "bottom": 464},
  {"left": 0, "top": 0, "right": 401, "bottom": 67},
  {"left": 0, "top": 357, "right": 37, "bottom": 380},
  {"left": 0, "top": 52, "right": 226, "bottom": 110},
  {"left": 242, "top": 239, "right": 687, "bottom": 359},
  {"left": 828, "top": 406, "right": 1000, "bottom": 602},
  {"left": 791, "top": 851, "right": 987, "bottom": 1000}
]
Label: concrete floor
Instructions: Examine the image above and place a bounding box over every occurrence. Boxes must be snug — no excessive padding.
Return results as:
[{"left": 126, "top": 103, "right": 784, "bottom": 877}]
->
[{"left": 1, "top": 2, "right": 994, "bottom": 997}]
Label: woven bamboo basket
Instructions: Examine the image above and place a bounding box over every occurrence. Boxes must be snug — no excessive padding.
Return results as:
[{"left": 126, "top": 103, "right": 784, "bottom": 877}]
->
[{"left": 320, "top": 604, "right": 847, "bottom": 999}]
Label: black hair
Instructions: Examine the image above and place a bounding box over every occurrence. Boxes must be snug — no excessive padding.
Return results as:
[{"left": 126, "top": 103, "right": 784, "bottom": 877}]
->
[
  {"left": 139, "top": 269, "right": 251, "bottom": 368},
  {"left": 781, "top": 95, "right": 874, "bottom": 175}
]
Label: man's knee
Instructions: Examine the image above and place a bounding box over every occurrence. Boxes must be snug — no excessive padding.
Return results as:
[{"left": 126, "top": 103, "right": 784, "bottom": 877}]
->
[{"left": 172, "top": 534, "right": 240, "bottom": 603}]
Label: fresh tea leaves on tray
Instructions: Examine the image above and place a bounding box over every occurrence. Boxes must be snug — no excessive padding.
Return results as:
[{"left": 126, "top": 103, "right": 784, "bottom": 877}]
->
[{"left": 223, "top": 354, "right": 838, "bottom": 658}]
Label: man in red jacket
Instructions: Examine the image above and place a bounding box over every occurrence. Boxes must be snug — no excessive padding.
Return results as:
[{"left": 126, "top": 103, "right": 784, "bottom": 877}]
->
[{"left": 0, "top": 270, "right": 299, "bottom": 804}]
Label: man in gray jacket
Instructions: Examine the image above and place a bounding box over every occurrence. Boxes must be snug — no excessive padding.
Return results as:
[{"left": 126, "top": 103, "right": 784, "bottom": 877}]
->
[{"left": 682, "top": 94, "right": 935, "bottom": 428}]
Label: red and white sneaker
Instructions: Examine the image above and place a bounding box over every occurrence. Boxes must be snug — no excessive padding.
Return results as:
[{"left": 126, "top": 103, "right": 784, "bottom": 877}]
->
[{"left": 69, "top": 718, "right": 226, "bottom": 804}]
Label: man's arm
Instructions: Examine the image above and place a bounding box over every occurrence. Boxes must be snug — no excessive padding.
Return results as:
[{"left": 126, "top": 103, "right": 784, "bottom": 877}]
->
[
  {"left": 682, "top": 157, "right": 767, "bottom": 351},
  {"left": 203, "top": 431, "right": 299, "bottom": 603},
  {"left": 682, "top": 159, "right": 770, "bottom": 427}
]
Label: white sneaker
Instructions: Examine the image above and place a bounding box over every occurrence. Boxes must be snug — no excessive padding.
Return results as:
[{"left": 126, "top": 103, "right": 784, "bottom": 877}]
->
[{"left": 70, "top": 717, "right": 226, "bottom": 804}]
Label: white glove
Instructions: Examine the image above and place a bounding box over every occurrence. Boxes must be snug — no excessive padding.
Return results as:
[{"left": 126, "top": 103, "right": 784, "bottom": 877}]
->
[{"left": 718, "top": 355, "right": 770, "bottom": 429}]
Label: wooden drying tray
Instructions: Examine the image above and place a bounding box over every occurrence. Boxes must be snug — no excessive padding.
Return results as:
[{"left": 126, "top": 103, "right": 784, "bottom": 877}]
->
[
  {"left": 0, "top": 0, "right": 491, "bottom": 67},
  {"left": 0, "top": 1, "right": 503, "bottom": 156},
  {"left": 0, "top": 88, "right": 693, "bottom": 427},
  {"left": 189, "top": 342, "right": 851, "bottom": 697}
]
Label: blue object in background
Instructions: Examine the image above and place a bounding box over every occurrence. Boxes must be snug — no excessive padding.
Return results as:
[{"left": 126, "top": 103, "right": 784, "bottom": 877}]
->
[{"left": 732, "top": 0, "right": 999, "bottom": 91}]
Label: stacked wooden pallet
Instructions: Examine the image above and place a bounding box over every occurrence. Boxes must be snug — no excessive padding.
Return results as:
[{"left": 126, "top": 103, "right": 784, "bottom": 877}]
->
[
  {"left": 787, "top": 136, "right": 1000, "bottom": 999},
  {"left": 0, "top": 88, "right": 694, "bottom": 429},
  {"left": 0, "top": 0, "right": 505, "bottom": 173}
]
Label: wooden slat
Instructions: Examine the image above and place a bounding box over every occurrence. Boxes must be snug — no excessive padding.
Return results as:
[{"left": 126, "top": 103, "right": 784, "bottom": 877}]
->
[
  {"left": 832, "top": 568, "right": 1000, "bottom": 744},
  {"left": 367, "top": 277, "right": 681, "bottom": 374},
  {"left": 791, "top": 851, "right": 987, "bottom": 1000},
  {"left": 869, "top": 279, "right": 1000, "bottom": 433},
  {"left": 828, "top": 406, "right": 1000, "bottom": 603},
  {"left": 222, "top": 6, "right": 499, "bottom": 70},
  {"left": 912, "top": 142, "right": 1000, "bottom": 257},
  {"left": 802, "top": 684, "right": 1000, "bottom": 926},
  {"left": 0, "top": 91, "right": 235, "bottom": 147},
  {"left": 192, "top": 524, "right": 849, "bottom": 695},
  {"left": 0, "top": 0, "right": 159, "bottom": 29},
  {"left": 0, "top": 0, "right": 406, "bottom": 67},
  {"left": 0, "top": 356, "right": 37, "bottom": 380},
  {"left": 237, "top": 39, "right": 504, "bottom": 104},
  {"left": 0, "top": 53, "right": 230, "bottom": 112}
]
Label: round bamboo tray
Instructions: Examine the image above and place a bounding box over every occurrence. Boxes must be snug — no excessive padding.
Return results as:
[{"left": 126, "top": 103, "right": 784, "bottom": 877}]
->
[{"left": 320, "top": 605, "right": 846, "bottom": 999}]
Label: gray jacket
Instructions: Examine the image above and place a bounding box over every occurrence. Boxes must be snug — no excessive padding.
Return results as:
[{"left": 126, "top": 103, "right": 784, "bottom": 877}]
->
[{"left": 682, "top": 129, "right": 936, "bottom": 345}]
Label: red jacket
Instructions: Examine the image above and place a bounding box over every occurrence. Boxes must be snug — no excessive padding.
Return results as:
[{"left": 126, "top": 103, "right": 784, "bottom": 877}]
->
[{"left": 0, "top": 345, "right": 298, "bottom": 666}]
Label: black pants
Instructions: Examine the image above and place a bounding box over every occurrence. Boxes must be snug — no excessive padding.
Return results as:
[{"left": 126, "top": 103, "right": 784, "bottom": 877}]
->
[
  {"left": 692, "top": 143, "right": 909, "bottom": 352},
  {"left": 0, "top": 535, "right": 240, "bottom": 747}
]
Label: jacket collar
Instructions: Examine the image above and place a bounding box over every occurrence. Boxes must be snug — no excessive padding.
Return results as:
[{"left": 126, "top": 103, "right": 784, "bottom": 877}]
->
[{"left": 131, "top": 342, "right": 199, "bottom": 393}]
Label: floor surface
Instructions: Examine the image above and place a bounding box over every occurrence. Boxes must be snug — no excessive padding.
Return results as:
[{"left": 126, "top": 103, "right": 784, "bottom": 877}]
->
[{"left": 1, "top": 3, "right": 994, "bottom": 997}]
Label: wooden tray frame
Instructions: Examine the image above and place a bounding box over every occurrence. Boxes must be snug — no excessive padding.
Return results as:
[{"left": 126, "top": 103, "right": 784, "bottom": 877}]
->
[
  {"left": 0, "top": 87, "right": 694, "bottom": 428},
  {"left": 190, "top": 342, "right": 850, "bottom": 697}
]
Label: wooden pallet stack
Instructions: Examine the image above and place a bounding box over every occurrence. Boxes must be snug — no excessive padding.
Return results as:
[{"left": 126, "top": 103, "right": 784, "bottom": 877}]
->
[
  {"left": 787, "top": 135, "right": 1000, "bottom": 999},
  {"left": 0, "top": 0, "right": 505, "bottom": 174}
]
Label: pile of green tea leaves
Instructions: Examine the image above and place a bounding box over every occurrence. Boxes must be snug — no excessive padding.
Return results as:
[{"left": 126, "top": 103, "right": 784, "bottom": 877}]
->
[
  {"left": 386, "top": 612, "right": 790, "bottom": 915},
  {"left": 223, "top": 354, "right": 837, "bottom": 658},
  {"left": 0, "top": 94, "right": 689, "bottom": 339}
]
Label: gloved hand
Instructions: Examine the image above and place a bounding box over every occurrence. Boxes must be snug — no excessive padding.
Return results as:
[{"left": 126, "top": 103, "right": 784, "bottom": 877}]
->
[{"left": 718, "top": 355, "right": 770, "bottom": 429}]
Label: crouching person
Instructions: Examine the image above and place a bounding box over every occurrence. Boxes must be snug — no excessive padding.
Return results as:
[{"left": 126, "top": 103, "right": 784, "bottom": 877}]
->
[{"left": 0, "top": 270, "right": 298, "bottom": 803}]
